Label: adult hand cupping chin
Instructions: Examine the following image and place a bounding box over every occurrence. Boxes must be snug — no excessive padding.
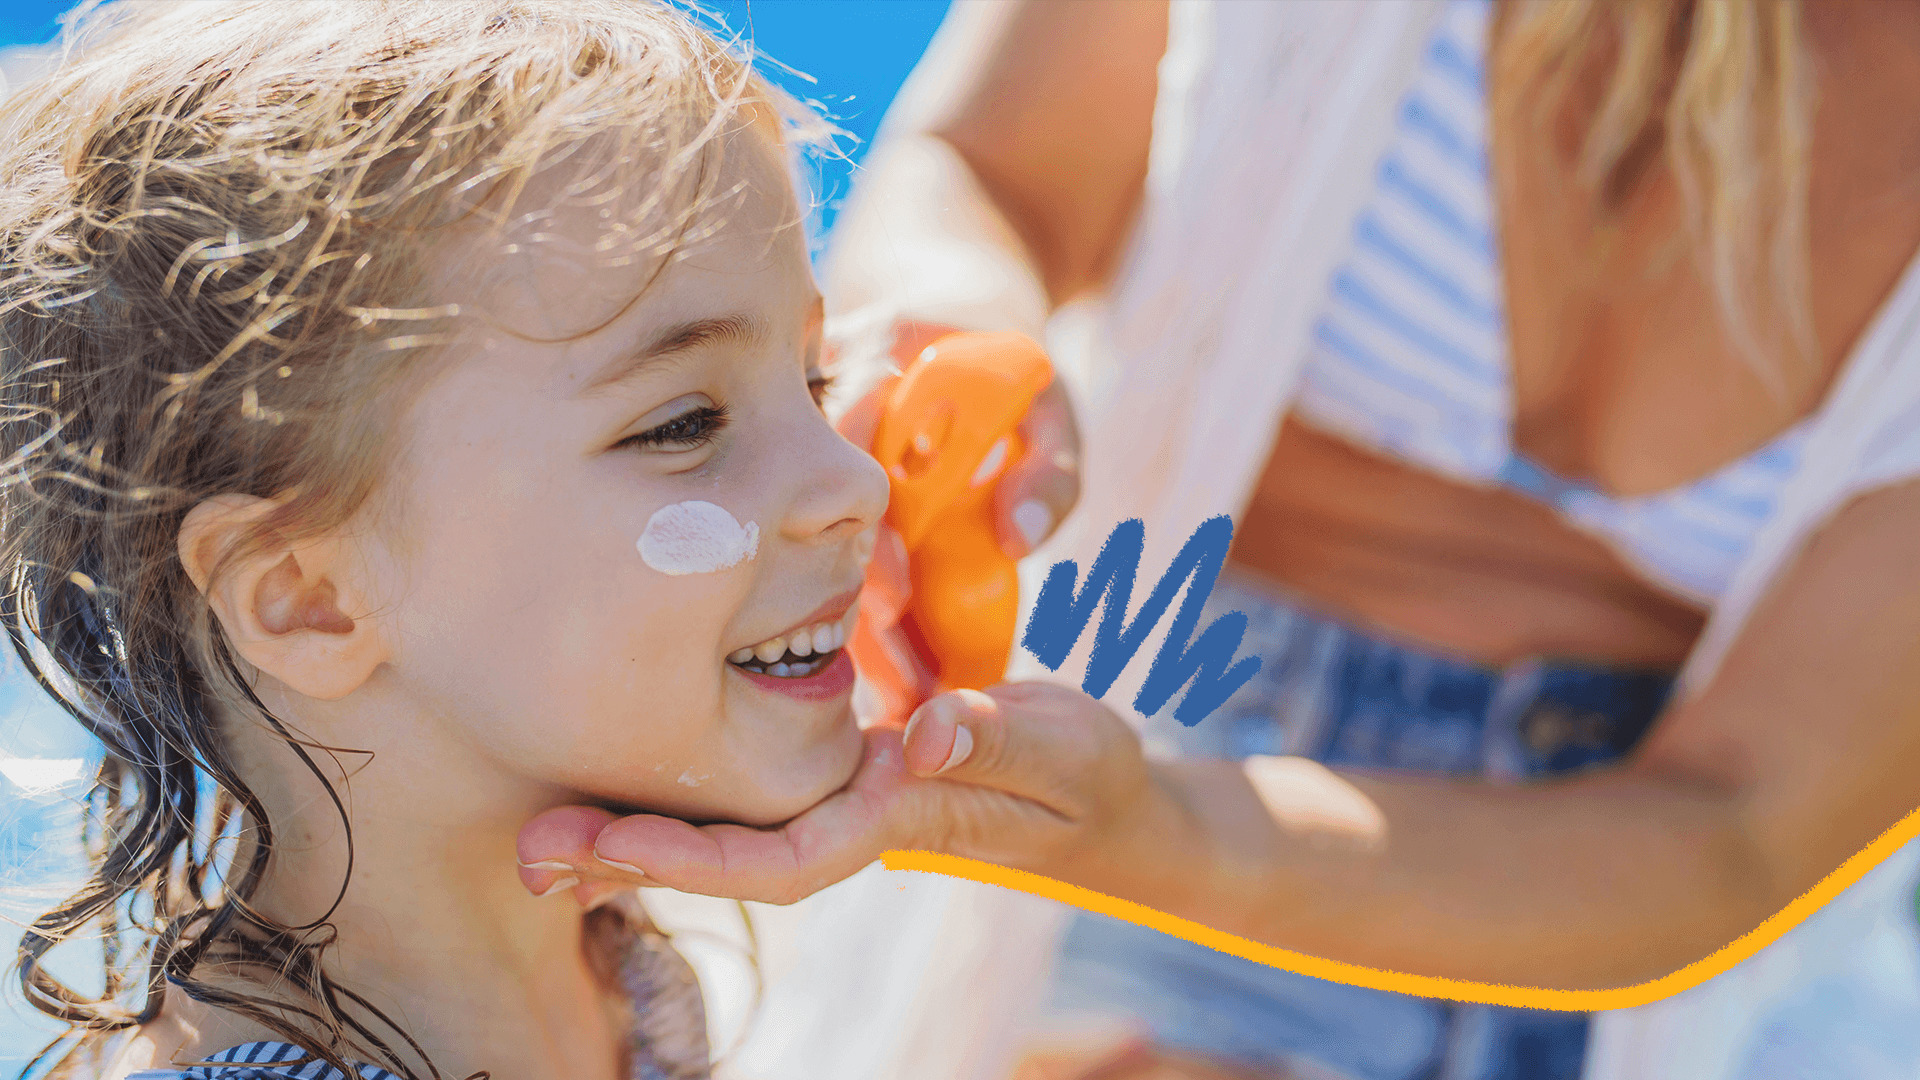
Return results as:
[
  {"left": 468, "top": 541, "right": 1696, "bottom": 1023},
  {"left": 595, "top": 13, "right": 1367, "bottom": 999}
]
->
[{"left": 515, "top": 683, "right": 1184, "bottom": 909}]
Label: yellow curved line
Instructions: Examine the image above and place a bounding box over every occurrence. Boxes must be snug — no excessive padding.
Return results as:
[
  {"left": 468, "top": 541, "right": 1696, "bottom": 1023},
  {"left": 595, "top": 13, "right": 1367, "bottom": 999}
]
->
[{"left": 881, "top": 803, "right": 1920, "bottom": 1011}]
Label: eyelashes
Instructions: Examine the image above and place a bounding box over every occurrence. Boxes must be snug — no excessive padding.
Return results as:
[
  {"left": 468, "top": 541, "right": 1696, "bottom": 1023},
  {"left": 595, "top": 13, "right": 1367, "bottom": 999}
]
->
[
  {"left": 619, "top": 370, "right": 832, "bottom": 454},
  {"left": 620, "top": 403, "right": 731, "bottom": 450}
]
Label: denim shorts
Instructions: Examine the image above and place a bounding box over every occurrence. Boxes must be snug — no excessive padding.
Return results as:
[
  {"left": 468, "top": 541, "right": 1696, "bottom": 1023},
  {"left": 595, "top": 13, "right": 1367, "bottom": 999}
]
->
[{"left": 1042, "top": 565, "right": 1675, "bottom": 1080}]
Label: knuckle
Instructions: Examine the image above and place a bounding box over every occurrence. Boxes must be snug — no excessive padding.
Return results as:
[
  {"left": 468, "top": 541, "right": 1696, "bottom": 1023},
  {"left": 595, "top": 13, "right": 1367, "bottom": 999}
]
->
[
  {"left": 882, "top": 784, "right": 936, "bottom": 845},
  {"left": 930, "top": 814, "right": 969, "bottom": 858},
  {"left": 1090, "top": 711, "right": 1137, "bottom": 760},
  {"left": 898, "top": 784, "right": 966, "bottom": 854}
]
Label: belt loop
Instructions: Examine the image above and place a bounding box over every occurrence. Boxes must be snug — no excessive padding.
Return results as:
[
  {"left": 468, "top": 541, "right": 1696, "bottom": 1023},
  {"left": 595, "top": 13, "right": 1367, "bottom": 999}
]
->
[{"left": 1483, "top": 657, "right": 1544, "bottom": 784}]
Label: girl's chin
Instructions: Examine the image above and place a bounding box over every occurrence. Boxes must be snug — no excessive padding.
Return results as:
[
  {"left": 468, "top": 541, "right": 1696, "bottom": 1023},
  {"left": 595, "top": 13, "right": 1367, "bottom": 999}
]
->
[
  {"left": 731, "top": 720, "right": 865, "bottom": 826},
  {"left": 587, "top": 721, "right": 864, "bottom": 828}
]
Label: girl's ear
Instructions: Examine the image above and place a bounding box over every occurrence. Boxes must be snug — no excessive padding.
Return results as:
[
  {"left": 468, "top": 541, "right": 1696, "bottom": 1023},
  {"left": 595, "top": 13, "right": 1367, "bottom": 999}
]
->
[{"left": 178, "top": 494, "right": 391, "bottom": 701}]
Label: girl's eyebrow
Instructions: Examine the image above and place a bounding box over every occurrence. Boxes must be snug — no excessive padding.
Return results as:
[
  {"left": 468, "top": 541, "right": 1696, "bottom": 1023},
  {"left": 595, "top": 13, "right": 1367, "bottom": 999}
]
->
[{"left": 580, "top": 312, "right": 767, "bottom": 395}]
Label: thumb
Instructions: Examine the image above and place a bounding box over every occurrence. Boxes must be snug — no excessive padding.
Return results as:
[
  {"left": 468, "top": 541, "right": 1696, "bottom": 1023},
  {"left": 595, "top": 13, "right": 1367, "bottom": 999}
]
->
[{"left": 900, "top": 683, "right": 1141, "bottom": 820}]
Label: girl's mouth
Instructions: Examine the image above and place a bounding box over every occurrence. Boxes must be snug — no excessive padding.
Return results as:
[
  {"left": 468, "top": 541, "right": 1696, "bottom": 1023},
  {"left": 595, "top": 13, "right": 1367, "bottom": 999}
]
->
[
  {"left": 730, "top": 643, "right": 840, "bottom": 678},
  {"left": 726, "top": 601, "right": 860, "bottom": 700},
  {"left": 727, "top": 603, "right": 856, "bottom": 674},
  {"left": 730, "top": 648, "right": 856, "bottom": 701}
]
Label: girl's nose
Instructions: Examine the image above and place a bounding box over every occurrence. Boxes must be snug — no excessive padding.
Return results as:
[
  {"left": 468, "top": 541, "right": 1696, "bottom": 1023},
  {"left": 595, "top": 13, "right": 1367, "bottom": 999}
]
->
[{"left": 780, "top": 413, "right": 890, "bottom": 544}]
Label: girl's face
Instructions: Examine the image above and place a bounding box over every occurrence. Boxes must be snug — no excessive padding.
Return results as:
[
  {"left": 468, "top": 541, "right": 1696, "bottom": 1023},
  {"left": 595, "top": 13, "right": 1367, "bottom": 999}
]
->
[{"left": 366, "top": 130, "right": 887, "bottom": 827}]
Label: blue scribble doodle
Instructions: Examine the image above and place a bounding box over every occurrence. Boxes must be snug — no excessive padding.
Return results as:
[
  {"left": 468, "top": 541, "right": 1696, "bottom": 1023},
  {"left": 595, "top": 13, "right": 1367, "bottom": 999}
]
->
[{"left": 1020, "top": 516, "right": 1262, "bottom": 726}]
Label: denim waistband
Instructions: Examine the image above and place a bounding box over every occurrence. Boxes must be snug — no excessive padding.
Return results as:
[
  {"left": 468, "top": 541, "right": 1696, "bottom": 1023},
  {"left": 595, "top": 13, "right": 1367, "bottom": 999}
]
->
[{"left": 1162, "top": 565, "right": 1677, "bottom": 782}]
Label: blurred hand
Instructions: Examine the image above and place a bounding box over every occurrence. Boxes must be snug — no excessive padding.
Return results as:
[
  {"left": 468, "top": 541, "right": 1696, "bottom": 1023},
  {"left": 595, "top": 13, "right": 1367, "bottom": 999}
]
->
[
  {"left": 832, "top": 320, "right": 1082, "bottom": 727},
  {"left": 516, "top": 681, "right": 1188, "bottom": 912}
]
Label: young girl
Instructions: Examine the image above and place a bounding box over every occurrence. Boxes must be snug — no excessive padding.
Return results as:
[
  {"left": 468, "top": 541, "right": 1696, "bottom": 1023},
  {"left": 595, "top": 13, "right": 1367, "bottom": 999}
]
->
[{"left": 1, "top": 3, "right": 886, "bottom": 1077}]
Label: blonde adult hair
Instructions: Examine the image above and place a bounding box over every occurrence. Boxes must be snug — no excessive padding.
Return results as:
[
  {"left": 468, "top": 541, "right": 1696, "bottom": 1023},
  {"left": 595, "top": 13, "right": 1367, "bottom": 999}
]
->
[
  {"left": 0, "top": 3, "right": 826, "bottom": 1077},
  {"left": 1495, "top": 0, "right": 1814, "bottom": 393}
]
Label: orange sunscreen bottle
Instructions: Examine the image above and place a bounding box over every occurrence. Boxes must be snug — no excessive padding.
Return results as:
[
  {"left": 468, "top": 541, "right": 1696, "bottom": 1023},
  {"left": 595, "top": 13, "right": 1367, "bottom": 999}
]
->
[{"left": 865, "top": 331, "right": 1055, "bottom": 699}]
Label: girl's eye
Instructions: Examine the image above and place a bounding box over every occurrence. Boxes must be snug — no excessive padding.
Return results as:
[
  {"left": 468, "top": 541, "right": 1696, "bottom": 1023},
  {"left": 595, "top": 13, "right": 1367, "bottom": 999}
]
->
[
  {"left": 808, "top": 371, "right": 835, "bottom": 410},
  {"left": 619, "top": 403, "right": 730, "bottom": 451}
]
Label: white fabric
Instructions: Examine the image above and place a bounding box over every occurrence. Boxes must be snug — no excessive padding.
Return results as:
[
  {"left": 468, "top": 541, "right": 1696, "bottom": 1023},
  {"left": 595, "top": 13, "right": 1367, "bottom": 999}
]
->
[{"left": 723, "top": 3, "right": 1920, "bottom": 1080}]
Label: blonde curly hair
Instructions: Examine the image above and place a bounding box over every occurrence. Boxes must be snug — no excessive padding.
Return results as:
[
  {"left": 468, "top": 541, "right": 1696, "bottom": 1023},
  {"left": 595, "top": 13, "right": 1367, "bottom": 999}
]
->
[{"left": 0, "top": 2, "right": 827, "bottom": 1077}]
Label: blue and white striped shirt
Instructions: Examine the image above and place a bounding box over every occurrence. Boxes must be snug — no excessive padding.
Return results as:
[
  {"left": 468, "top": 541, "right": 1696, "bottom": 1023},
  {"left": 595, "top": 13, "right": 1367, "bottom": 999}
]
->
[
  {"left": 126, "top": 1040, "right": 400, "bottom": 1080},
  {"left": 1291, "top": 0, "right": 1807, "bottom": 605}
]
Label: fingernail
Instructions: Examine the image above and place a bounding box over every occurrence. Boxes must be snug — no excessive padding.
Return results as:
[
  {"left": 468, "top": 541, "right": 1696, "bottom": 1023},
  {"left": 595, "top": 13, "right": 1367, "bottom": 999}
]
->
[
  {"left": 1012, "top": 500, "right": 1052, "bottom": 551},
  {"left": 535, "top": 876, "right": 580, "bottom": 899},
  {"left": 903, "top": 694, "right": 953, "bottom": 753},
  {"left": 518, "top": 860, "right": 575, "bottom": 872},
  {"left": 593, "top": 851, "right": 650, "bottom": 877},
  {"left": 936, "top": 724, "right": 973, "bottom": 775}
]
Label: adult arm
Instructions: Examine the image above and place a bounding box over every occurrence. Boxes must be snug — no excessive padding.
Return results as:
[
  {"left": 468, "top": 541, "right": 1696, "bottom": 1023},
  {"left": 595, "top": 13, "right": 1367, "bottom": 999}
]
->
[
  {"left": 980, "top": 477, "right": 1920, "bottom": 988},
  {"left": 523, "top": 479, "right": 1920, "bottom": 991},
  {"left": 821, "top": 0, "right": 1167, "bottom": 333},
  {"left": 818, "top": 0, "right": 1168, "bottom": 714}
]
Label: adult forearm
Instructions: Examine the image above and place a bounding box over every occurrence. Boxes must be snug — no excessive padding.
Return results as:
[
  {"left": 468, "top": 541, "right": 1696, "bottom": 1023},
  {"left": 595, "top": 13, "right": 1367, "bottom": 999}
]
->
[
  {"left": 820, "top": 132, "right": 1050, "bottom": 341},
  {"left": 1088, "top": 758, "right": 1779, "bottom": 990}
]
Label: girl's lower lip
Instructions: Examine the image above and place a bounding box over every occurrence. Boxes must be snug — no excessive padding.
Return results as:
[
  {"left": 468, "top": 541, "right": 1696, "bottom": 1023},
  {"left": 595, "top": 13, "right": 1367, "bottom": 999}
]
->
[{"left": 732, "top": 649, "right": 855, "bottom": 702}]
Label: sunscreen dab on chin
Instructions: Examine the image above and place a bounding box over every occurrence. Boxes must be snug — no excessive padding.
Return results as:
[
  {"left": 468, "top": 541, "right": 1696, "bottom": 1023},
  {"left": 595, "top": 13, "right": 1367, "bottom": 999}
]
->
[{"left": 638, "top": 500, "right": 759, "bottom": 575}]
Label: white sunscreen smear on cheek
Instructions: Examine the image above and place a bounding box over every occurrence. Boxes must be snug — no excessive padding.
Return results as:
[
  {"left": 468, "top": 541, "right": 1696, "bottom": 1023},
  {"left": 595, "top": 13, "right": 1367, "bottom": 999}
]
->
[{"left": 638, "top": 500, "right": 760, "bottom": 575}]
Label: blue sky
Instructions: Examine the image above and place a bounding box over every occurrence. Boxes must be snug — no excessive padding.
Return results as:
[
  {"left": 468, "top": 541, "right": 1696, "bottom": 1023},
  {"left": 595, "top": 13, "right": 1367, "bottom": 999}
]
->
[
  {"left": 0, "top": 0, "right": 951, "bottom": 231},
  {"left": 0, "top": 1, "right": 950, "bottom": 1064}
]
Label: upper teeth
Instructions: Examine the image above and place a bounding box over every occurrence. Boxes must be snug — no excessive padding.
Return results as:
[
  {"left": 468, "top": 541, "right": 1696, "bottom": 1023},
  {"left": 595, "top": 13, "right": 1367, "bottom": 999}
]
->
[{"left": 728, "top": 606, "right": 858, "bottom": 666}]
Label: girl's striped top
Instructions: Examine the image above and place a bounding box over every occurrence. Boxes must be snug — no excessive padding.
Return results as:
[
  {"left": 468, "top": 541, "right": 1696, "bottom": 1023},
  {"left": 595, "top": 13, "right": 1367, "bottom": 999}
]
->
[
  {"left": 120, "top": 893, "right": 710, "bottom": 1080},
  {"left": 125, "top": 1041, "right": 399, "bottom": 1080},
  {"left": 1289, "top": 0, "right": 1808, "bottom": 605}
]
